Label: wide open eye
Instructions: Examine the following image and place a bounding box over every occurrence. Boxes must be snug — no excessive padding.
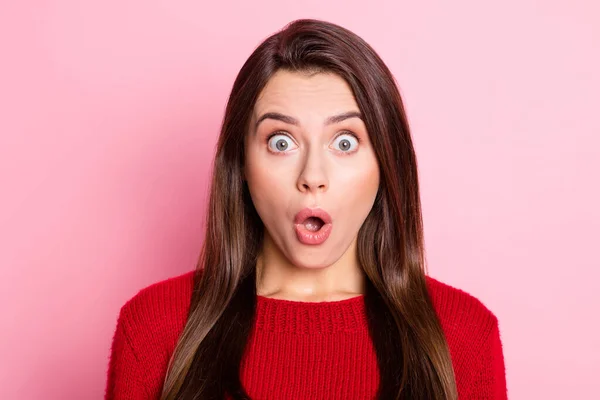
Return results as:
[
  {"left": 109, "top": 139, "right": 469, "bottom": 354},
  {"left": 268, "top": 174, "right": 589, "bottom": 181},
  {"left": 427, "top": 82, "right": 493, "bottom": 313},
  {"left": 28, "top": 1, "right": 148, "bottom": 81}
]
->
[
  {"left": 331, "top": 133, "right": 359, "bottom": 153},
  {"left": 268, "top": 134, "right": 297, "bottom": 153}
]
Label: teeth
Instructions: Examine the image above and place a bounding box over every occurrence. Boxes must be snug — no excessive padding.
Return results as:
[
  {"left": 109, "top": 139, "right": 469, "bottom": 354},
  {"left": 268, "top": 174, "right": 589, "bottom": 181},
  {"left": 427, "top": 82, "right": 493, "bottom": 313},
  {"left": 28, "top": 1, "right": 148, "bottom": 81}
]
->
[{"left": 303, "top": 217, "right": 324, "bottom": 232}]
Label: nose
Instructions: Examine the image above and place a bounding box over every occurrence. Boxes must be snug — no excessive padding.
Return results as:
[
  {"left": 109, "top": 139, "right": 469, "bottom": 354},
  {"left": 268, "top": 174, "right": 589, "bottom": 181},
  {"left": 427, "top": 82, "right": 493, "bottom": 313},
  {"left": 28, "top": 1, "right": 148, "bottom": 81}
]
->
[{"left": 296, "top": 146, "right": 328, "bottom": 193}]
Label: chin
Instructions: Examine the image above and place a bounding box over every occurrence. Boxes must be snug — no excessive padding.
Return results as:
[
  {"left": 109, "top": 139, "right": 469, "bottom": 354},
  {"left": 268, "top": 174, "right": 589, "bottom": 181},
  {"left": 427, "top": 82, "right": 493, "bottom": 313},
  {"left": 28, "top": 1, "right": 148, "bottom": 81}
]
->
[
  {"left": 290, "top": 260, "right": 332, "bottom": 269},
  {"left": 286, "top": 248, "right": 339, "bottom": 270}
]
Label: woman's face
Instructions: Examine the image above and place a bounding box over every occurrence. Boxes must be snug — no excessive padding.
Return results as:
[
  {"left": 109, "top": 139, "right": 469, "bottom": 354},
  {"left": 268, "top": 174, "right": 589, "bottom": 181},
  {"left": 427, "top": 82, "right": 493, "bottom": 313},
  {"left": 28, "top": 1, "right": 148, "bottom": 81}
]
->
[{"left": 244, "top": 70, "right": 380, "bottom": 269}]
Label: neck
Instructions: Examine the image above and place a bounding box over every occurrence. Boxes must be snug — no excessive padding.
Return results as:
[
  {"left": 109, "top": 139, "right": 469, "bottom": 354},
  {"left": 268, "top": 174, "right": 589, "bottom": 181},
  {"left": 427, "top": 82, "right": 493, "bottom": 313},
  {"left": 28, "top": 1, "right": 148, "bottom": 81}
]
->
[{"left": 255, "top": 233, "right": 366, "bottom": 302}]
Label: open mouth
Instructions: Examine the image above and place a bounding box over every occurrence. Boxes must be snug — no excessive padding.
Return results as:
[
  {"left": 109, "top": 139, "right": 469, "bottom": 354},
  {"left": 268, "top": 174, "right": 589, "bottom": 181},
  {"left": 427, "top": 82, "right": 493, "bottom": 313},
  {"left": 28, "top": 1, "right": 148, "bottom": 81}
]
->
[
  {"left": 302, "top": 216, "right": 325, "bottom": 232},
  {"left": 293, "top": 208, "right": 333, "bottom": 245}
]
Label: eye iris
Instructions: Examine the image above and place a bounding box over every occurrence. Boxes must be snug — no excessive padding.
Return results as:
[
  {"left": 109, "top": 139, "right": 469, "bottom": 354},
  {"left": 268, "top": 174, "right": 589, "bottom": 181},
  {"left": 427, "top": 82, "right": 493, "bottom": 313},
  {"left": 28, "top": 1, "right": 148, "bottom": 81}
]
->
[
  {"left": 276, "top": 139, "right": 288, "bottom": 151},
  {"left": 339, "top": 138, "right": 351, "bottom": 151}
]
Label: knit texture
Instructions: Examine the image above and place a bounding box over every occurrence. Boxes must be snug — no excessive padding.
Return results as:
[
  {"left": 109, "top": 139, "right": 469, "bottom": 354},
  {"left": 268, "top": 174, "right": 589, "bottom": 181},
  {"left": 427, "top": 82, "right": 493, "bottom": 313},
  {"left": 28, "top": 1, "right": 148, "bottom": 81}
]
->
[{"left": 105, "top": 271, "right": 507, "bottom": 399}]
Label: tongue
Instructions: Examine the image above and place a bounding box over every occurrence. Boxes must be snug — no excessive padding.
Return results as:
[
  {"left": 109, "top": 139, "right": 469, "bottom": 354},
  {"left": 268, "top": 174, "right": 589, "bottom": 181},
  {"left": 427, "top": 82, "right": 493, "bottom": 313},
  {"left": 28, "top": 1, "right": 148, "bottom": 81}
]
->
[{"left": 303, "top": 217, "right": 324, "bottom": 232}]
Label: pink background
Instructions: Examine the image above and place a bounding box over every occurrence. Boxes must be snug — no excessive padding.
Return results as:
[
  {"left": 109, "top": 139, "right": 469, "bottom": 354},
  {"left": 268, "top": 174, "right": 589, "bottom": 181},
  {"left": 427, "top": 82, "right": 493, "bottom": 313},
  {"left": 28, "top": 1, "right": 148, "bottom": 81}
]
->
[{"left": 1, "top": 1, "right": 598, "bottom": 398}]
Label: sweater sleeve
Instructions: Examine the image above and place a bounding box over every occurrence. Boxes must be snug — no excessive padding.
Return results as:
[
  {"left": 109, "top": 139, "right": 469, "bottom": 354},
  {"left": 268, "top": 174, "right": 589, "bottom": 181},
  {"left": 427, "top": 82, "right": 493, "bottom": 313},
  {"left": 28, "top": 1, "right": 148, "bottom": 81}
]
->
[
  {"left": 105, "top": 307, "right": 148, "bottom": 400},
  {"left": 469, "top": 317, "right": 508, "bottom": 399}
]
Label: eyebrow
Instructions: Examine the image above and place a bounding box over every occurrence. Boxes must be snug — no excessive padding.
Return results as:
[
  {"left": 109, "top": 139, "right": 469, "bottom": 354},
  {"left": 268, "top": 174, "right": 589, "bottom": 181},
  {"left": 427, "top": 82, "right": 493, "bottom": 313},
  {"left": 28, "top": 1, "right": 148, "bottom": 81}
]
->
[{"left": 254, "top": 111, "right": 363, "bottom": 130}]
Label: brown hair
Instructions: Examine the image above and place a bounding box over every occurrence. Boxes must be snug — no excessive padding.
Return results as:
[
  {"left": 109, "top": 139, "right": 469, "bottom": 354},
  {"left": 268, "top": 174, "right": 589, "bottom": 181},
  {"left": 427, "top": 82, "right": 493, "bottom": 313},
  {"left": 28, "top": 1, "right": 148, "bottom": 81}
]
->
[{"left": 160, "top": 19, "right": 457, "bottom": 400}]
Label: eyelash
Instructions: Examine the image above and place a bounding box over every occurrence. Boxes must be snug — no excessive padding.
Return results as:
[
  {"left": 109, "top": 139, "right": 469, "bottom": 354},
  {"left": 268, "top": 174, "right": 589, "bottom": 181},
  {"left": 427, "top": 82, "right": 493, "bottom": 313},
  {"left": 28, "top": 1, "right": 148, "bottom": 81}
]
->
[
  {"left": 265, "top": 130, "right": 361, "bottom": 148},
  {"left": 332, "top": 131, "right": 361, "bottom": 155},
  {"left": 334, "top": 130, "right": 361, "bottom": 143},
  {"left": 265, "top": 131, "right": 294, "bottom": 143}
]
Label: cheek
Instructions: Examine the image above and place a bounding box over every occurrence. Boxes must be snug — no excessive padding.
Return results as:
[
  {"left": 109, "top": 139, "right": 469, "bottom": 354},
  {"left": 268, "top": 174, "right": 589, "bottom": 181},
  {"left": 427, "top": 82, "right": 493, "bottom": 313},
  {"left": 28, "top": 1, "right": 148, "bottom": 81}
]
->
[
  {"left": 245, "top": 163, "right": 291, "bottom": 218},
  {"left": 333, "top": 157, "right": 380, "bottom": 224},
  {"left": 245, "top": 140, "right": 298, "bottom": 209},
  {"left": 358, "top": 158, "right": 380, "bottom": 192},
  {"left": 354, "top": 173, "right": 379, "bottom": 210},
  {"left": 336, "top": 157, "right": 379, "bottom": 197}
]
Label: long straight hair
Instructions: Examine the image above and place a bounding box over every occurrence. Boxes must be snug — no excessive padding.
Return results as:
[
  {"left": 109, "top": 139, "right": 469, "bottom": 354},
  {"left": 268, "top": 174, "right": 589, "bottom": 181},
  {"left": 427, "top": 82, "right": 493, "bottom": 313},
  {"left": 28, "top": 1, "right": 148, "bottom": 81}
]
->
[{"left": 160, "top": 19, "right": 457, "bottom": 400}]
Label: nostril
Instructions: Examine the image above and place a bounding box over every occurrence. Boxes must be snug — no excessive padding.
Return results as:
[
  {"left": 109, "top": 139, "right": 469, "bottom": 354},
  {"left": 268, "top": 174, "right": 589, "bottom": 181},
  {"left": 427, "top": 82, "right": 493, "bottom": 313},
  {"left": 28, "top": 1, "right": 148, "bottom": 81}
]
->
[{"left": 299, "top": 181, "right": 327, "bottom": 191}]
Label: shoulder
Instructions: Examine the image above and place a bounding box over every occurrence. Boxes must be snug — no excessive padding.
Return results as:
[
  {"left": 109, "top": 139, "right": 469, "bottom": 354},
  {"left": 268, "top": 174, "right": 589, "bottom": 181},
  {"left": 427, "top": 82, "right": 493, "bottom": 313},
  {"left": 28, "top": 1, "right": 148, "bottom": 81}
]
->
[
  {"left": 115, "top": 270, "right": 196, "bottom": 360},
  {"left": 106, "top": 271, "right": 197, "bottom": 397},
  {"left": 425, "top": 276, "right": 508, "bottom": 396},
  {"left": 121, "top": 269, "right": 196, "bottom": 317},
  {"left": 425, "top": 275, "right": 500, "bottom": 350}
]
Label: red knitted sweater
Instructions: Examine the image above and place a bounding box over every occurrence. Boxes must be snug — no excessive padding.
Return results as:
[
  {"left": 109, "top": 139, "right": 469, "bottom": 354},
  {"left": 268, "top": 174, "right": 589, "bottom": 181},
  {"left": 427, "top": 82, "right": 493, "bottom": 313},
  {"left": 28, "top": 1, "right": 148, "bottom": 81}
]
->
[{"left": 105, "top": 270, "right": 507, "bottom": 399}]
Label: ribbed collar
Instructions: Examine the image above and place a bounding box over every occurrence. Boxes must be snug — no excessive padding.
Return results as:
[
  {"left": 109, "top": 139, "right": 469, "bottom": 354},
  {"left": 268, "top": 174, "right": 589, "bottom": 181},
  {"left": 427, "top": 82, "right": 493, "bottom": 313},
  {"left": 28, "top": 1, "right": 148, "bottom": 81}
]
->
[{"left": 253, "top": 294, "right": 368, "bottom": 334}]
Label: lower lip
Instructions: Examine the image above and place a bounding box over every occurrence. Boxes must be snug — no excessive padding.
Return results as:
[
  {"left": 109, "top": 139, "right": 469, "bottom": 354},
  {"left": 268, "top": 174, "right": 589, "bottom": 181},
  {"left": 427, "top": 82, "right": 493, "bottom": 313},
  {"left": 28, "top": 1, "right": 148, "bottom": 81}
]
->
[{"left": 294, "top": 223, "right": 333, "bottom": 245}]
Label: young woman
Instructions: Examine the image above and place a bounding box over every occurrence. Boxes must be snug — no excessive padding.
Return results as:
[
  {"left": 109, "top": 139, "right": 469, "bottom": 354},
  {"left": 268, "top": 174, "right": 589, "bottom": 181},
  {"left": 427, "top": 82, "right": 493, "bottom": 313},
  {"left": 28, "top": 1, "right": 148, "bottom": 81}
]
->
[{"left": 106, "top": 19, "right": 507, "bottom": 400}]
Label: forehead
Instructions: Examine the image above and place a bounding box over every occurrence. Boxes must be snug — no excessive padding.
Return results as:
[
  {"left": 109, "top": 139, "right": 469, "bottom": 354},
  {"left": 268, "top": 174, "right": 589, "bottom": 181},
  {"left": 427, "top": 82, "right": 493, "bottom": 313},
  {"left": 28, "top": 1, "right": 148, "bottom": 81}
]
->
[{"left": 252, "top": 70, "right": 360, "bottom": 119}]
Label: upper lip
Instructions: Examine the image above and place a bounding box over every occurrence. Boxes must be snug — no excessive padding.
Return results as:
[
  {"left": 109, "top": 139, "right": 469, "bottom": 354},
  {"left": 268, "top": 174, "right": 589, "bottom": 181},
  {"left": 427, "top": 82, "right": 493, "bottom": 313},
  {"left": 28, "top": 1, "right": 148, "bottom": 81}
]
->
[{"left": 294, "top": 207, "right": 332, "bottom": 224}]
